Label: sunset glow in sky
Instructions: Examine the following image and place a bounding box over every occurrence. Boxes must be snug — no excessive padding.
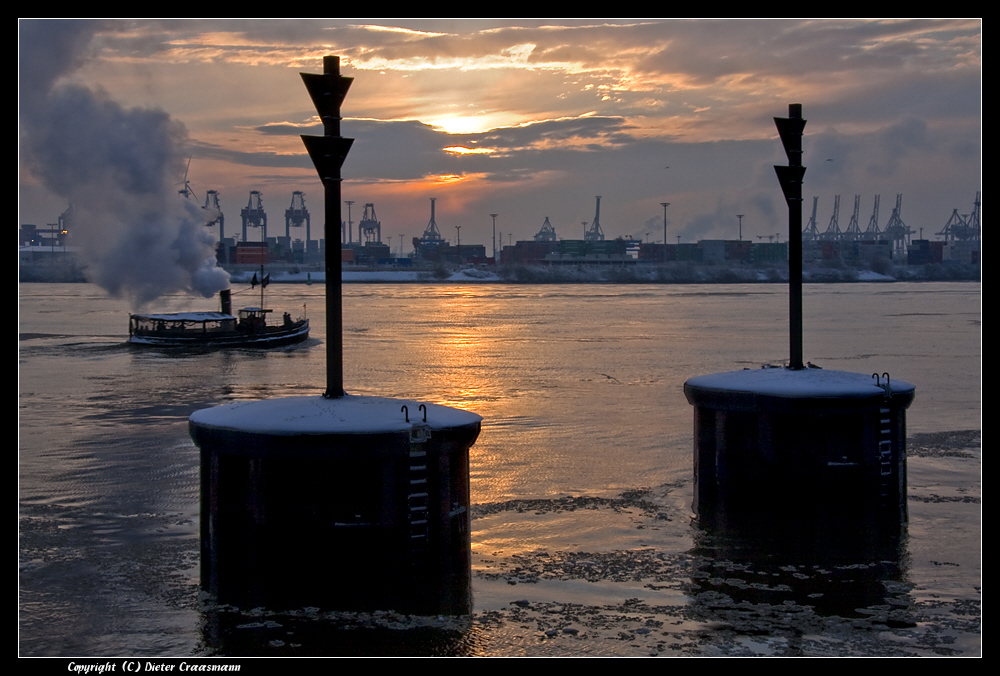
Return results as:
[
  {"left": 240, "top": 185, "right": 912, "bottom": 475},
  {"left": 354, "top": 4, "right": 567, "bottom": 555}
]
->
[{"left": 19, "top": 19, "right": 981, "bottom": 251}]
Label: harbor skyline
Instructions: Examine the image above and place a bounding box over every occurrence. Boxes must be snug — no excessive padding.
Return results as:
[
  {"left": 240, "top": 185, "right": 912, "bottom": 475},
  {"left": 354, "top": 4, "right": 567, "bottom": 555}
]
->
[{"left": 20, "top": 19, "right": 981, "bottom": 251}]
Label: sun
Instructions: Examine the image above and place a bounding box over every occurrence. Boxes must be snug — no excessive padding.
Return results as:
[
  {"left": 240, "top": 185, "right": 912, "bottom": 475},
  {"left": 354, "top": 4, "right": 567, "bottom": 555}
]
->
[{"left": 429, "top": 111, "right": 521, "bottom": 135}]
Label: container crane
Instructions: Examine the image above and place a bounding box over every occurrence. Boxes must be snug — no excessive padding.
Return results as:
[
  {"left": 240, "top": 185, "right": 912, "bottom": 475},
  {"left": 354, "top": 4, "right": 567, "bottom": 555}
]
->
[
  {"left": 843, "top": 195, "right": 862, "bottom": 240},
  {"left": 420, "top": 198, "right": 444, "bottom": 245},
  {"left": 802, "top": 197, "right": 820, "bottom": 240},
  {"left": 359, "top": 203, "right": 382, "bottom": 244},
  {"left": 534, "top": 217, "right": 557, "bottom": 242},
  {"left": 285, "top": 191, "right": 311, "bottom": 244},
  {"left": 862, "top": 195, "right": 881, "bottom": 241},
  {"left": 820, "top": 195, "right": 842, "bottom": 241},
  {"left": 584, "top": 196, "right": 605, "bottom": 242},
  {"left": 240, "top": 190, "right": 267, "bottom": 242},
  {"left": 937, "top": 192, "right": 981, "bottom": 242},
  {"left": 881, "top": 194, "right": 912, "bottom": 256}
]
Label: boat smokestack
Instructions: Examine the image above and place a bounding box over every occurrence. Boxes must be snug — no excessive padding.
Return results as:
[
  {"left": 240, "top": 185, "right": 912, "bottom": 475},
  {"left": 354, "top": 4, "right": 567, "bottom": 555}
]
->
[{"left": 220, "top": 289, "right": 232, "bottom": 316}]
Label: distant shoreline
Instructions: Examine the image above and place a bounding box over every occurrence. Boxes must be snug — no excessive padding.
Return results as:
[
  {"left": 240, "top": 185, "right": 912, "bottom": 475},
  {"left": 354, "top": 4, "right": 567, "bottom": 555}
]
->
[{"left": 18, "top": 262, "right": 981, "bottom": 285}]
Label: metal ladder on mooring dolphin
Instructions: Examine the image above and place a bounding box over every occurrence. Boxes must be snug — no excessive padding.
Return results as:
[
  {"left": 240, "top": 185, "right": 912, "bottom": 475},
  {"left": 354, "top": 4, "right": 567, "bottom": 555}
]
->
[
  {"left": 407, "top": 418, "right": 432, "bottom": 583},
  {"left": 874, "top": 373, "right": 896, "bottom": 510}
]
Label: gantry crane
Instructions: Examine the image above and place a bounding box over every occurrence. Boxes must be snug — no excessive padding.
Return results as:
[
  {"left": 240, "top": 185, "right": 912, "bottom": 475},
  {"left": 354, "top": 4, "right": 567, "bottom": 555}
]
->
[
  {"left": 534, "top": 217, "right": 557, "bottom": 242},
  {"left": 862, "top": 195, "right": 881, "bottom": 241},
  {"left": 937, "top": 192, "right": 981, "bottom": 242},
  {"left": 285, "top": 191, "right": 311, "bottom": 244},
  {"left": 241, "top": 190, "right": 267, "bottom": 242},
  {"left": 420, "top": 198, "right": 444, "bottom": 245},
  {"left": 359, "top": 203, "right": 382, "bottom": 244},
  {"left": 584, "top": 196, "right": 605, "bottom": 242},
  {"left": 881, "top": 194, "right": 911, "bottom": 256}
]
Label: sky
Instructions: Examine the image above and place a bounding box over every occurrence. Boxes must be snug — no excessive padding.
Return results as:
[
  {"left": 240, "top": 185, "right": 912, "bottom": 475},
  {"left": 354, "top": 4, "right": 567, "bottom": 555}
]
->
[{"left": 19, "top": 19, "right": 981, "bottom": 259}]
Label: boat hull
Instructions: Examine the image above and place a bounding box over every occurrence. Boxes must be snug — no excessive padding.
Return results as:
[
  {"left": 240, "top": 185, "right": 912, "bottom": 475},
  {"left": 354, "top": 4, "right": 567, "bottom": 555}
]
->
[{"left": 128, "top": 319, "right": 310, "bottom": 349}]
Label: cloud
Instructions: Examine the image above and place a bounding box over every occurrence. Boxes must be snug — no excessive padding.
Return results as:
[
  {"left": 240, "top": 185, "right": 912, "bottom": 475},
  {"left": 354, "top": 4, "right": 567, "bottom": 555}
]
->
[
  {"left": 19, "top": 19, "right": 980, "bottom": 248},
  {"left": 19, "top": 19, "right": 229, "bottom": 307}
]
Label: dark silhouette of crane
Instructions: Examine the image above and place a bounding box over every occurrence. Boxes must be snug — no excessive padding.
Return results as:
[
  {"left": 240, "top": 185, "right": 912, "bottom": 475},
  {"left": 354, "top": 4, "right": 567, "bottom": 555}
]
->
[
  {"left": 359, "top": 203, "right": 382, "bottom": 244},
  {"left": 584, "top": 196, "right": 604, "bottom": 242},
  {"left": 241, "top": 190, "right": 267, "bottom": 242},
  {"left": 285, "top": 191, "right": 311, "bottom": 245},
  {"left": 534, "top": 217, "right": 557, "bottom": 242}
]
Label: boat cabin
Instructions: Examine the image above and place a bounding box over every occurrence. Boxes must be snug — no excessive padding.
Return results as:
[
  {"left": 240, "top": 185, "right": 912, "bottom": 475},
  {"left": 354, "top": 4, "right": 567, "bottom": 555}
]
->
[
  {"left": 129, "top": 312, "right": 237, "bottom": 339},
  {"left": 236, "top": 307, "right": 272, "bottom": 333}
]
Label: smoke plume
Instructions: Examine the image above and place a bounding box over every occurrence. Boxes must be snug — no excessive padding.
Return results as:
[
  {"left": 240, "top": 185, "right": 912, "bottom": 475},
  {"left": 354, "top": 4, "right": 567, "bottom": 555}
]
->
[{"left": 19, "top": 20, "right": 229, "bottom": 307}]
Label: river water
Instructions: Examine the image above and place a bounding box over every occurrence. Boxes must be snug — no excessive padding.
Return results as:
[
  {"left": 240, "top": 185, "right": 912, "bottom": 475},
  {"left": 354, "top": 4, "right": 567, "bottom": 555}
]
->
[{"left": 18, "top": 281, "right": 980, "bottom": 656}]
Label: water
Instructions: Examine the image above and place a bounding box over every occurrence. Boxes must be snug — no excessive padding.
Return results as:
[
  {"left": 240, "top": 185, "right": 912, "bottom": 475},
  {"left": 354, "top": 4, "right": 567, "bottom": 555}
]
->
[{"left": 18, "top": 281, "right": 980, "bottom": 656}]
